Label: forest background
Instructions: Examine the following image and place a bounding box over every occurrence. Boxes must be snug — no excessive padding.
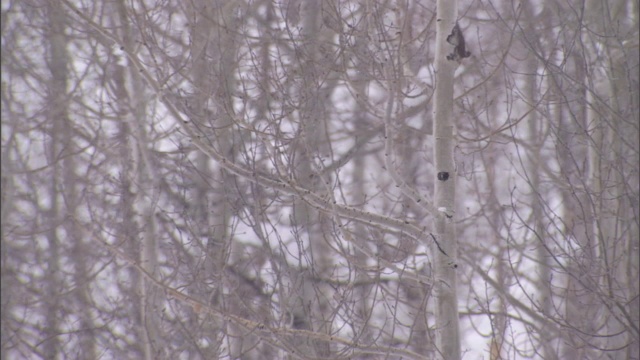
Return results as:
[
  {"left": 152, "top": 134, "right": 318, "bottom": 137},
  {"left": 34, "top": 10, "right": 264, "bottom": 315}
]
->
[{"left": 1, "top": 0, "right": 638, "bottom": 359}]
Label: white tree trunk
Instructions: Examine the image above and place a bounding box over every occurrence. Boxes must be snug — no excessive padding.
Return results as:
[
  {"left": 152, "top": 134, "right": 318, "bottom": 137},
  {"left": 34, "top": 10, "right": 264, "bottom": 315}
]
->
[{"left": 432, "top": 0, "right": 461, "bottom": 358}]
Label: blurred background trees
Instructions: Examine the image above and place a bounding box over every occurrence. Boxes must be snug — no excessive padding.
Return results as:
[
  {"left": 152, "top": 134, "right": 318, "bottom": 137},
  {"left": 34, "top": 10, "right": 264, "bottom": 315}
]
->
[{"left": 2, "top": 0, "right": 637, "bottom": 359}]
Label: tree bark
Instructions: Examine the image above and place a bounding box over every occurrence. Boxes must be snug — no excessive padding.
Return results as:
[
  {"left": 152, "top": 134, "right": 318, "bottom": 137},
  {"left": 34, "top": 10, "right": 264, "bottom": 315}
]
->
[{"left": 432, "top": 0, "right": 461, "bottom": 359}]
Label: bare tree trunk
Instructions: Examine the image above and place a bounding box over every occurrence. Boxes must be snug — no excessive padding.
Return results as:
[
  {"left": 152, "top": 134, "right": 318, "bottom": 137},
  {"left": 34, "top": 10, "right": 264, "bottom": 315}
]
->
[
  {"left": 582, "top": 1, "right": 638, "bottom": 356},
  {"left": 521, "top": 3, "right": 557, "bottom": 356},
  {"left": 42, "top": 3, "right": 68, "bottom": 356},
  {"left": 600, "top": 29, "right": 640, "bottom": 359},
  {"left": 185, "top": 1, "right": 241, "bottom": 357},
  {"left": 285, "top": 2, "right": 333, "bottom": 357},
  {"left": 52, "top": 4, "right": 98, "bottom": 354},
  {"left": 432, "top": 0, "right": 461, "bottom": 358},
  {"left": 481, "top": 155, "right": 510, "bottom": 360},
  {"left": 0, "top": 161, "right": 10, "bottom": 360},
  {"left": 552, "top": 21, "right": 592, "bottom": 357},
  {"left": 184, "top": 2, "right": 228, "bottom": 356},
  {"left": 110, "top": 1, "right": 162, "bottom": 358},
  {"left": 349, "top": 4, "right": 377, "bottom": 355}
]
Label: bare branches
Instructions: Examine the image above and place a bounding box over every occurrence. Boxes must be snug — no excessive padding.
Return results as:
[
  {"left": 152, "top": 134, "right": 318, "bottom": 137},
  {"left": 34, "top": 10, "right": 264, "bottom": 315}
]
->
[{"left": 4, "top": 0, "right": 637, "bottom": 359}]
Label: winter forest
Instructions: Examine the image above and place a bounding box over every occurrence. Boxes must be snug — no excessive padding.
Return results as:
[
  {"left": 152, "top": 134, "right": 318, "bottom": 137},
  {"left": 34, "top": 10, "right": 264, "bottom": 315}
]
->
[{"left": 1, "top": 0, "right": 638, "bottom": 359}]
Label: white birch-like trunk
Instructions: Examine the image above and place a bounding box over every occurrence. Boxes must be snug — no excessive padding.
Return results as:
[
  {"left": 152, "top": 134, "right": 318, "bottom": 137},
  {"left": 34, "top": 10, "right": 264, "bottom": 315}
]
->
[
  {"left": 522, "top": 3, "right": 556, "bottom": 355},
  {"left": 432, "top": 0, "right": 461, "bottom": 358},
  {"left": 111, "top": 2, "right": 161, "bottom": 358}
]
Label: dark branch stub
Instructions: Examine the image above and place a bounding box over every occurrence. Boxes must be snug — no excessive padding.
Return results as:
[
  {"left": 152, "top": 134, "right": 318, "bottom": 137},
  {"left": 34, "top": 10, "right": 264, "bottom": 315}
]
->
[
  {"left": 446, "top": 22, "right": 471, "bottom": 62},
  {"left": 430, "top": 233, "right": 449, "bottom": 257}
]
